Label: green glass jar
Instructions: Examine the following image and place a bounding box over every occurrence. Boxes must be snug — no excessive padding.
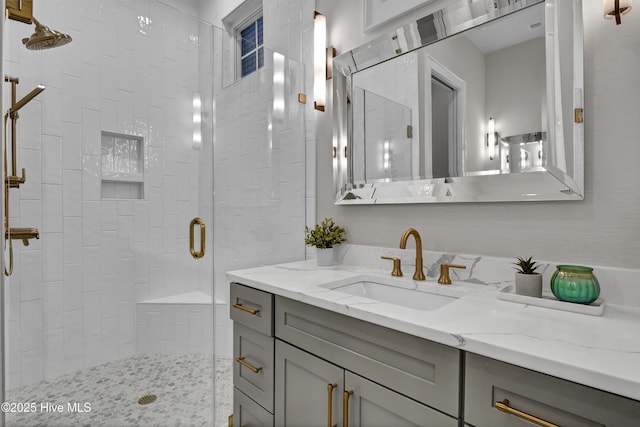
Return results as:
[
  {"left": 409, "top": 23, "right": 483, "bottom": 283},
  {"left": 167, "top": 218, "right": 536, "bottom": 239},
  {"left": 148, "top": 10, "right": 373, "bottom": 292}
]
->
[{"left": 550, "top": 265, "right": 600, "bottom": 304}]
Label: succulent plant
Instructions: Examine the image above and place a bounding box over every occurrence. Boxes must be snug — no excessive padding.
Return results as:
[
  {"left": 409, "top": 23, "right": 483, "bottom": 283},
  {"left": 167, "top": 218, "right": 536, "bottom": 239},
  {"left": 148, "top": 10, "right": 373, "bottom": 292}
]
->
[
  {"left": 304, "top": 217, "right": 346, "bottom": 249},
  {"left": 514, "top": 256, "right": 540, "bottom": 275}
]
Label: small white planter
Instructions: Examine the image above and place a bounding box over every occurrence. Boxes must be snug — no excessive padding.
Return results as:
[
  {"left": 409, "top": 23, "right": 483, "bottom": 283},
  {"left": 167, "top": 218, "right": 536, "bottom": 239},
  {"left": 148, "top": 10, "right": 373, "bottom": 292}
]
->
[
  {"left": 316, "top": 248, "right": 335, "bottom": 266},
  {"left": 515, "top": 272, "right": 543, "bottom": 298}
]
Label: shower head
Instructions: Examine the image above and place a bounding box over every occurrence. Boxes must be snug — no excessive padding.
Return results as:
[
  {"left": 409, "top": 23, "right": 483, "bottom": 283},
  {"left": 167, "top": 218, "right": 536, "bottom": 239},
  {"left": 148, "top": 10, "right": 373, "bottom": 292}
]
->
[
  {"left": 21, "top": 17, "right": 72, "bottom": 50},
  {"left": 9, "top": 85, "right": 45, "bottom": 116}
]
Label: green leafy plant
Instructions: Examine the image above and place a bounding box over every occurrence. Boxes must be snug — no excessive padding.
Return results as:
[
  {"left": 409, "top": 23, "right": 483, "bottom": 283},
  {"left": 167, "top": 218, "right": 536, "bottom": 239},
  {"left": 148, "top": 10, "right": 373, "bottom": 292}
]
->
[
  {"left": 305, "top": 218, "right": 346, "bottom": 249},
  {"left": 514, "top": 256, "right": 540, "bottom": 275}
]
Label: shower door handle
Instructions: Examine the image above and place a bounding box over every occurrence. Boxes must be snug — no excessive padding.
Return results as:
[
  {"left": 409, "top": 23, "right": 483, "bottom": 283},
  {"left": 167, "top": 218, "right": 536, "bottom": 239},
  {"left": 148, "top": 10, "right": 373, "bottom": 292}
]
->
[{"left": 189, "top": 217, "right": 206, "bottom": 259}]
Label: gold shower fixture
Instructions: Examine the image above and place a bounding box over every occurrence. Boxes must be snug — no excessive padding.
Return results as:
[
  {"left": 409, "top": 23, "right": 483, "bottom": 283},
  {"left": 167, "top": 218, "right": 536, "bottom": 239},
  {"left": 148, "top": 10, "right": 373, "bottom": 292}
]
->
[
  {"left": 22, "top": 17, "right": 73, "bottom": 50},
  {"left": 3, "top": 75, "right": 44, "bottom": 275},
  {"left": 6, "top": 0, "right": 73, "bottom": 50}
]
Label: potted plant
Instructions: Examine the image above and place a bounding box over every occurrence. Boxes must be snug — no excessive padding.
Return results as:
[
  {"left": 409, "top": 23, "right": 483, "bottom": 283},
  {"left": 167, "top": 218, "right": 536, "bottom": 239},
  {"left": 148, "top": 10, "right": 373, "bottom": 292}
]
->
[
  {"left": 513, "top": 256, "right": 543, "bottom": 297},
  {"left": 305, "top": 218, "right": 346, "bottom": 266}
]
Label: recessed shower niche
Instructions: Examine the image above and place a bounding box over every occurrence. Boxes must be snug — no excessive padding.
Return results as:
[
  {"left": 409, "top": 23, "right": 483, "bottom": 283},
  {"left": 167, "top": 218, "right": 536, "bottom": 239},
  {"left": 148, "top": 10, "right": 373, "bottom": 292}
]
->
[{"left": 100, "top": 131, "right": 144, "bottom": 199}]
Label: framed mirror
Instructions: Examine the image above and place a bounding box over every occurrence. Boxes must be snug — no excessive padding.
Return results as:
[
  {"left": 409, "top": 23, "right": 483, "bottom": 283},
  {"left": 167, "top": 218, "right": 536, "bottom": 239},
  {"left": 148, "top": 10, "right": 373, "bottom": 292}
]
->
[{"left": 333, "top": 0, "right": 584, "bottom": 204}]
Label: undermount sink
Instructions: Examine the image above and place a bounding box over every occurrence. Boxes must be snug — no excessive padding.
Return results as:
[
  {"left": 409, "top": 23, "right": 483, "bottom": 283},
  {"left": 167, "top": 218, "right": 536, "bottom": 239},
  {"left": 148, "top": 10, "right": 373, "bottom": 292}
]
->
[{"left": 323, "top": 277, "right": 466, "bottom": 311}]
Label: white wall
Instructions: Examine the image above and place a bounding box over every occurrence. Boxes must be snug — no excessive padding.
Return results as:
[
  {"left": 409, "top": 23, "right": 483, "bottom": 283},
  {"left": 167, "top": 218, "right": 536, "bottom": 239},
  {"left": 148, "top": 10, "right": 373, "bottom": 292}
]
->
[
  {"left": 2, "top": 0, "right": 211, "bottom": 389},
  {"left": 319, "top": 2, "right": 640, "bottom": 270}
]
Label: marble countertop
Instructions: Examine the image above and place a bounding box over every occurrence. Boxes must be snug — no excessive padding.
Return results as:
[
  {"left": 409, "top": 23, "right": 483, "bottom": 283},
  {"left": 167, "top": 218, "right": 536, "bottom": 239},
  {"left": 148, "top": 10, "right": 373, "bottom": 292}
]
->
[{"left": 227, "top": 260, "right": 640, "bottom": 402}]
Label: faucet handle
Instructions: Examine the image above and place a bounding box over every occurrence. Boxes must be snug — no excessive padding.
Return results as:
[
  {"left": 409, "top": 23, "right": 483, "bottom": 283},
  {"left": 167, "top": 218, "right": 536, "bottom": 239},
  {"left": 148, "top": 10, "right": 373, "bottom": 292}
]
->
[
  {"left": 381, "top": 256, "right": 403, "bottom": 277},
  {"left": 438, "top": 264, "right": 466, "bottom": 285}
]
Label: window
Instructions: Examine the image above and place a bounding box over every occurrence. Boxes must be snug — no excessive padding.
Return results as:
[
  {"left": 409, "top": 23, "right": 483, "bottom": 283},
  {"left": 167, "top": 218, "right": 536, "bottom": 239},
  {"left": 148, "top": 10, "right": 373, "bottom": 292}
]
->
[{"left": 239, "top": 16, "right": 263, "bottom": 77}]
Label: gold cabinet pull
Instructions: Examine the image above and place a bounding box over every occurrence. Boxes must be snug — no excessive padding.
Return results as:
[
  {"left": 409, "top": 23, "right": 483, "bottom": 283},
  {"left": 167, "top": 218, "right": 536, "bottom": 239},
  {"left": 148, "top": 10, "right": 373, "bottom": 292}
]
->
[
  {"left": 232, "top": 303, "right": 260, "bottom": 315},
  {"left": 327, "top": 383, "right": 337, "bottom": 427},
  {"left": 343, "top": 390, "right": 353, "bottom": 427},
  {"left": 235, "top": 356, "right": 263, "bottom": 373},
  {"left": 189, "top": 217, "right": 205, "bottom": 259},
  {"left": 496, "top": 399, "right": 559, "bottom": 427}
]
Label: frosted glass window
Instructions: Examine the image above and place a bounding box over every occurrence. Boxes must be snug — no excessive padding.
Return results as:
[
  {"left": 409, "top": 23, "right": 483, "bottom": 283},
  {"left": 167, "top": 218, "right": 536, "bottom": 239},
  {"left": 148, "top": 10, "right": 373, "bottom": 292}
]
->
[{"left": 101, "top": 132, "right": 144, "bottom": 199}]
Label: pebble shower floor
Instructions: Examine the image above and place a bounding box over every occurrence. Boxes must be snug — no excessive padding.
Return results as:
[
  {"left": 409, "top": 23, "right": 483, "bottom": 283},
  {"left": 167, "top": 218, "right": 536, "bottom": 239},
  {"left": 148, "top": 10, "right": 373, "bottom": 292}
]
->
[{"left": 4, "top": 354, "right": 232, "bottom": 426}]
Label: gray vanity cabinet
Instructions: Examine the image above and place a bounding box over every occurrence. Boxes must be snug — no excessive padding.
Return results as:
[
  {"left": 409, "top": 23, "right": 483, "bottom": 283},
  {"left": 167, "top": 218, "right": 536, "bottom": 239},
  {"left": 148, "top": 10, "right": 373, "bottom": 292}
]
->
[
  {"left": 275, "top": 339, "right": 457, "bottom": 427},
  {"left": 274, "top": 295, "right": 460, "bottom": 425},
  {"left": 465, "top": 353, "right": 640, "bottom": 427}
]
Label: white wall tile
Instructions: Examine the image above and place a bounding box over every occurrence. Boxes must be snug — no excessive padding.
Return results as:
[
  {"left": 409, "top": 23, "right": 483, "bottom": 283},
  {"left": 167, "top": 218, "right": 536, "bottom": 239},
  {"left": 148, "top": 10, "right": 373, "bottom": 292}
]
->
[
  {"left": 20, "top": 250, "right": 43, "bottom": 302},
  {"left": 82, "top": 201, "right": 101, "bottom": 246},
  {"left": 82, "top": 246, "right": 101, "bottom": 293},
  {"left": 42, "top": 87, "right": 63, "bottom": 137},
  {"left": 42, "top": 135, "right": 63, "bottom": 184},
  {"left": 63, "top": 309, "right": 83, "bottom": 358},
  {"left": 82, "top": 63, "right": 100, "bottom": 110},
  {"left": 100, "top": 318, "right": 118, "bottom": 363},
  {"left": 63, "top": 75, "right": 82, "bottom": 124},
  {"left": 20, "top": 149, "right": 42, "bottom": 200},
  {"left": 20, "top": 350, "right": 43, "bottom": 386},
  {"left": 21, "top": 300, "right": 43, "bottom": 352},
  {"left": 42, "top": 232, "right": 63, "bottom": 282},
  {"left": 43, "top": 329, "right": 64, "bottom": 380},
  {"left": 81, "top": 110, "right": 100, "bottom": 156},
  {"left": 63, "top": 217, "right": 83, "bottom": 264},
  {"left": 42, "top": 184, "right": 63, "bottom": 233},
  {"left": 63, "top": 170, "right": 82, "bottom": 217},
  {"left": 44, "top": 282, "right": 64, "bottom": 331},
  {"left": 63, "top": 263, "right": 83, "bottom": 312},
  {"left": 62, "top": 122, "right": 82, "bottom": 170},
  {"left": 83, "top": 291, "right": 102, "bottom": 338}
]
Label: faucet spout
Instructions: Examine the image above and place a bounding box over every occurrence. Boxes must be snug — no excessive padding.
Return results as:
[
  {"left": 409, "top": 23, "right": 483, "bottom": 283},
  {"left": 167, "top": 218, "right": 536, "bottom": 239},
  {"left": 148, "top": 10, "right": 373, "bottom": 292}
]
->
[{"left": 399, "top": 228, "right": 425, "bottom": 281}]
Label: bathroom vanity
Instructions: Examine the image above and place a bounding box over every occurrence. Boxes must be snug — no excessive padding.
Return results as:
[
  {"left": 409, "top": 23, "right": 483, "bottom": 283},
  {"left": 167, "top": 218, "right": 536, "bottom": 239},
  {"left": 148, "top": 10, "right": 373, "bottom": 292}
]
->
[{"left": 227, "top": 252, "right": 640, "bottom": 426}]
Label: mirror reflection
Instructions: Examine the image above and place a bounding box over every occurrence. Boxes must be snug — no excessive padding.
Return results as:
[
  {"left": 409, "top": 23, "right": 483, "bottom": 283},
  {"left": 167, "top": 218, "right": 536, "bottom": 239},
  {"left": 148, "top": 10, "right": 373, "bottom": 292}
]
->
[{"left": 335, "top": 0, "right": 583, "bottom": 204}]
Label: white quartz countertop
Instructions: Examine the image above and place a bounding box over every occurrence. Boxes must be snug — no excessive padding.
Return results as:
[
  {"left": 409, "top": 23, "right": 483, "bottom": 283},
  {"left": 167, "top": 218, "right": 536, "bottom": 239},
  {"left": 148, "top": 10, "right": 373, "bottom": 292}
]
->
[{"left": 227, "top": 260, "right": 640, "bottom": 402}]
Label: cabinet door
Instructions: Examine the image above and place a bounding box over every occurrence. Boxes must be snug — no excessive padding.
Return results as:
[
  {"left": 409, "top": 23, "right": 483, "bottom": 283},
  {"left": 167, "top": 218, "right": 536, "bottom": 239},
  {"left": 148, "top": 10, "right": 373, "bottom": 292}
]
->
[
  {"left": 465, "top": 353, "right": 640, "bottom": 427},
  {"left": 344, "top": 371, "right": 458, "bottom": 427},
  {"left": 275, "top": 340, "right": 344, "bottom": 427}
]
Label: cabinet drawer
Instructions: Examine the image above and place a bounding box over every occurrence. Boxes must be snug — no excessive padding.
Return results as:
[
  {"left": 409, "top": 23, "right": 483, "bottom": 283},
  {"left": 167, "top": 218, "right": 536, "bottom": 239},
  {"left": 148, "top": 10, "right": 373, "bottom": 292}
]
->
[
  {"left": 233, "top": 388, "right": 274, "bottom": 427},
  {"left": 465, "top": 353, "right": 640, "bottom": 427},
  {"left": 230, "top": 282, "right": 274, "bottom": 336},
  {"left": 234, "top": 323, "right": 274, "bottom": 412},
  {"left": 275, "top": 296, "right": 460, "bottom": 417}
]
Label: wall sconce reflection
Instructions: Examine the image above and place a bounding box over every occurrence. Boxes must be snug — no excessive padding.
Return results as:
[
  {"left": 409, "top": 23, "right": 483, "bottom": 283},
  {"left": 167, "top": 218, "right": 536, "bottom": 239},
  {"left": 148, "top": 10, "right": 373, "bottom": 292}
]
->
[
  {"left": 383, "top": 140, "right": 390, "bottom": 171},
  {"left": 314, "top": 11, "right": 327, "bottom": 111},
  {"left": 486, "top": 117, "right": 498, "bottom": 160},
  {"left": 604, "top": 0, "right": 632, "bottom": 25},
  {"left": 192, "top": 93, "right": 202, "bottom": 150}
]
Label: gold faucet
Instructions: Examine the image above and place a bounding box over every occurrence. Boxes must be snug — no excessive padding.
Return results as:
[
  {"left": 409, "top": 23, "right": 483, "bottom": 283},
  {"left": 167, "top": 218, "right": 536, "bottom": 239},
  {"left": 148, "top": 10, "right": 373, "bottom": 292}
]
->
[{"left": 399, "top": 228, "right": 425, "bottom": 281}]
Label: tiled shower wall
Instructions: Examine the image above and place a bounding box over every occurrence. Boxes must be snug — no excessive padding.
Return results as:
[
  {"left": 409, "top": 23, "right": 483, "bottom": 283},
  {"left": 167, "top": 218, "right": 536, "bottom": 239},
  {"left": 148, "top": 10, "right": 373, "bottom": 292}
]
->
[
  {"left": 2, "top": 0, "right": 212, "bottom": 389},
  {"left": 205, "top": 0, "right": 315, "bottom": 355}
]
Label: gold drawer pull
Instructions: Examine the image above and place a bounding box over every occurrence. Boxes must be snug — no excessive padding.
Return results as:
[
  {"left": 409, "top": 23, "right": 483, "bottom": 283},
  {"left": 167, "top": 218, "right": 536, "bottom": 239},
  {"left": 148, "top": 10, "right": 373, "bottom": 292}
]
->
[
  {"left": 232, "top": 303, "right": 260, "bottom": 315},
  {"left": 343, "top": 390, "right": 353, "bottom": 427},
  {"left": 236, "top": 356, "right": 263, "bottom": 373},
  {"left": 327, "top": 383, "right": 337, "bottom": 427},
  {"left": 496, "top": 399, "right": 559, "bottom": 427}
]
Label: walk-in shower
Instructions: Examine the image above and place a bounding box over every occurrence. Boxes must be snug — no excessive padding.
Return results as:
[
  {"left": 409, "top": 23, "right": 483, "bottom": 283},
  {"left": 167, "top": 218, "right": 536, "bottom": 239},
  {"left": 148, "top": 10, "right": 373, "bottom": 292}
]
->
[{"left": 1, "top": 0, "right": 310, "bottom": 425}]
